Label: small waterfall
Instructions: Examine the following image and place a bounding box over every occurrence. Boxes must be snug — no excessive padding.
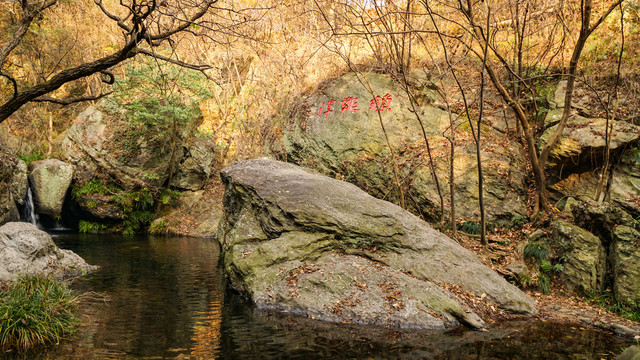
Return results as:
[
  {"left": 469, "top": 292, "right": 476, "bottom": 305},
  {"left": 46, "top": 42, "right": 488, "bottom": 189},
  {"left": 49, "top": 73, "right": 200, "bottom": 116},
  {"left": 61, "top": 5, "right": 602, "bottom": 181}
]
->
[{"left": 21, "top": 187, "right": 39, "bottom": 227}]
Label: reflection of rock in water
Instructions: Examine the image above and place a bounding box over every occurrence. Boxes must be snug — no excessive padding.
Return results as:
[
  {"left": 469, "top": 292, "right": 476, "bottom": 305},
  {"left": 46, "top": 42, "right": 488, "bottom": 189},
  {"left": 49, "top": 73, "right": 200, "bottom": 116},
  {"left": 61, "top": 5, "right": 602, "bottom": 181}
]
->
[
  {"left": 44, "top": 234, "right": 224, "bottom": 359},
  {"left": 218, "top": 304, "right": 633, "bottom": 359},
  {"left": 35, "top": 233, "right": 633, "bottom": 360}
]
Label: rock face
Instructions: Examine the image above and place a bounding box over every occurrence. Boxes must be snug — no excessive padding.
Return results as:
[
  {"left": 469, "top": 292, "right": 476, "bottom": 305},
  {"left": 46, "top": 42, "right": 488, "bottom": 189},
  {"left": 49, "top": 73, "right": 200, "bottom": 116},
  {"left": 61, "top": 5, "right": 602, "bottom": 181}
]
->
[
  {"left": 151, "top": 188, "right": 223, "bottom": 237},
  {"left": 0, "top": 222, "right": 96, "bottom": 280},
  {"left": 611, "top": 226, "right": 640, "bottom": 308},
  {"left": 540, "top": 117, "right": 640, "bottom": 170},
  {"left": 281, "top": 72, "right": 527, "bottom": 222},
  {"left": 28, "top": 159, "right": 74, "bottom": 217},
  {"left": 170, "top": 136, "right": 216, "bottom": 191},
  {"left": 552, "top": 220, "right": 606, "bottom": 297},
  {"left": 616, "top": 345, "right": 640, "bottom": 360},
  {"left": 217, "top": 159, "right": 536, "bottom": 330},
  {"left": 0, "top": 150, "right": 28, "bottom": 225},
  {"left": 542, "top": 116, "right": 640, "bottom": 215},
  {"left": 62, "top": 104, "right": 184, "bottom": 190}
]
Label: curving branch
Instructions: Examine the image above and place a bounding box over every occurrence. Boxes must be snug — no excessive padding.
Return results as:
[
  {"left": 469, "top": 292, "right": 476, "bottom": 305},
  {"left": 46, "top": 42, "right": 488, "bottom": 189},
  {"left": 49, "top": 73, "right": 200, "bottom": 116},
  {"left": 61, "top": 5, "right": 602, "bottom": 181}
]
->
[
  {"left": 33, "top": 91, "right": 113, "bottom": 105},
  {"left": 0, "top": 39, "right": 138, "bottom": 122},
  {"left": 0, "top": 0, "right": 256, "bottom": 124},
  {"left": 0, "top": 72, "right": 18, "bottom": 99},
  {"left": 133, "top": 48, "right": 212, "bottom": 72}
]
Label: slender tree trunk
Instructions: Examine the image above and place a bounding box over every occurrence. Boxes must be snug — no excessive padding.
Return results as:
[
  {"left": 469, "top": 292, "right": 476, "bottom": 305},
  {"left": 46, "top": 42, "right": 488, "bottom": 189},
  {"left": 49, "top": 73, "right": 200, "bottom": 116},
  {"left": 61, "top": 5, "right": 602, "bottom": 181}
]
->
[{"left": 477, "top": 5, "right": 490, "bottom": 247}]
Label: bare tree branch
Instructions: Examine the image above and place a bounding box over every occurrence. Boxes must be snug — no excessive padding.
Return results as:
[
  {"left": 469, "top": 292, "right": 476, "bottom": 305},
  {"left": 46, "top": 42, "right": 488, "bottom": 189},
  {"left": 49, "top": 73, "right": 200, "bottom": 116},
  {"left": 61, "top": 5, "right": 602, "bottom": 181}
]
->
[
  {"left": 0, "top": 0, "right": 249, "bottom": 124},
  {"left": 0, "top": 72, "right": 18, "bottom": 99},
  {"left": 133, "top": 48, "right": 212, "bottom": 72},
  {"left": 32, "top": 91, "right": 113, "bottom": 105}
]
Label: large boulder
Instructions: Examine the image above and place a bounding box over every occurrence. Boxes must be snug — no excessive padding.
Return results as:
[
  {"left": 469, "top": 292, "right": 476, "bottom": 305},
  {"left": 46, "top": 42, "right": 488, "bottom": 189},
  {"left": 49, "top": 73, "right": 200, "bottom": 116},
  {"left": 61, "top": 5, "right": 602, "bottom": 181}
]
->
[
  {"left": 217, "top": 159, "right": 536, "bottom": 330},
  {"left": 552, "top": 220, "right": 606, "bottom": 297},
  {"left": 28, "top": 159, "right": 74, "bottom": 217},
  {"left": 0, "top": 150, "right": 28, "bottom": 225},
  {"left": 0, "top": 222, "right": 96, "bottom": 280},
  {"left": 611, "top": 226, "right": 640, "bottom": 308},
  {"left": 76, "top": 194, "right": 123, "bottom": 221},
  {"left": 281, "top": 72, "right": 527, "bottom": 223},
  {"left": 61, "top": 103, "right": 186, "bottom": 190}
]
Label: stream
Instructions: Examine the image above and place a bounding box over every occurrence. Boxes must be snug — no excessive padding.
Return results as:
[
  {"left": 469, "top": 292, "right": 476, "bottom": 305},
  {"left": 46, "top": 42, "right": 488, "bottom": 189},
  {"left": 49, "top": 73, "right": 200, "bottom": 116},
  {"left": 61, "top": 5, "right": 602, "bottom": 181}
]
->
[{"left": 6, "top": 233, "right": 634, "bottom": 359}]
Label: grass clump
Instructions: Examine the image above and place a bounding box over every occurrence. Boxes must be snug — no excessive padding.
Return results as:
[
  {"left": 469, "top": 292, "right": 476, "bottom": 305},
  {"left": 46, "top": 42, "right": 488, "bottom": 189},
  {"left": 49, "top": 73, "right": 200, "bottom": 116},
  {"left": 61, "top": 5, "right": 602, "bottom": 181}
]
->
[
  {"left": 71, "top": 180, "right": 119, "bottom": 200},
  {"left": 148, "top": 219, "right": 169, "bottom": 236},
  {"left": 78, "top": 220, "right": 108, "bottom": 234},
  {"left": 523, "top": 240, "right": 561, "bottom": 294},
  {"left": 589, "top": 290, "right": 640, "bottom": 323},
  {"left": 0, "top": 275, "right": 79, "bottom": 351}
]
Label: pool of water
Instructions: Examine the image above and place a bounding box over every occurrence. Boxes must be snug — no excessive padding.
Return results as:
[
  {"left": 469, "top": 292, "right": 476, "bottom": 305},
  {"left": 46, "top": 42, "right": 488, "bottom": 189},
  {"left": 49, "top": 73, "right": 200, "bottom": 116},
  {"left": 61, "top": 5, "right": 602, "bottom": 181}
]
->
[{"left": 4, "top": 233, "right": 633, "bottom": 359}]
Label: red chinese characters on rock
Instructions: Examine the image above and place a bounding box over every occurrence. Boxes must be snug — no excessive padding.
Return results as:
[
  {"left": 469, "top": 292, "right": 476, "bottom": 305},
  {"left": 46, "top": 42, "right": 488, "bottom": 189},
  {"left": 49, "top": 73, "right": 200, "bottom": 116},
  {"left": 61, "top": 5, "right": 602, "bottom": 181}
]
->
[
  {"left": 369, "top": 93, "right": 392, "bottom": 112},
  {"left": 340, "top": 96, "right": 360, "bottom": 114},
  {"left": 317, "top": 99, "right": 337, "bottom": 118},
  {"left": 316, "top": 94, "right": 392, "bottom": 117}
]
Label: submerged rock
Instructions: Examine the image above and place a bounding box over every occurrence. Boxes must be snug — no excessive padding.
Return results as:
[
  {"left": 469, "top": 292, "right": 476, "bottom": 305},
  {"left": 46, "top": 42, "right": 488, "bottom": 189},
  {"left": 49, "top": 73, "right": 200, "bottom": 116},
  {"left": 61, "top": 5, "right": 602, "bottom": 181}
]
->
[
  {"left": 28, "top": 159, "right": 74, "bottom": 217},
  {"left": 0, "top": 222, "right": 96, "bottom": 280},
  {"left": 217, "top": 159, "right": 536, "bottom": 330}
]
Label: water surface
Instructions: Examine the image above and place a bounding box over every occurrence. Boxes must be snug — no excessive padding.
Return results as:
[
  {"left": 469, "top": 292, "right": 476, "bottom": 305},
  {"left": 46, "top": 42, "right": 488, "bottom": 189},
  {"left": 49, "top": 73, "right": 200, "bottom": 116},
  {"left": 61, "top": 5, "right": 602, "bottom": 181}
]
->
[{"left": 5, "top": 234, "right": 633, "bottom": 359}]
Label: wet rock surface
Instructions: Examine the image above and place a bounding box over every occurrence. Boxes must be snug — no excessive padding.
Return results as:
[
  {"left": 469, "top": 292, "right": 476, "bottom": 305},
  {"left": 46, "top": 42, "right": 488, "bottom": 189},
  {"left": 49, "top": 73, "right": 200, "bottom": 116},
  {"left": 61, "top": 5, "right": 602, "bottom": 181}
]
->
[
  {"left": 0, "top": 150, "right": 28, "bottom": 225},
  {"left": 217, "top": 159, "right": 536, "bottom": 330}
]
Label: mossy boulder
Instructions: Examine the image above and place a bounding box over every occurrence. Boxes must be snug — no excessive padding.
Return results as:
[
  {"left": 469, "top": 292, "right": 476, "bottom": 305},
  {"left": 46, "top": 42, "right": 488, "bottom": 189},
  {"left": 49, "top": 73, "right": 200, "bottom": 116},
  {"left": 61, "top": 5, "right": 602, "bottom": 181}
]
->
[
  {"left": 552, "top": 220, "right": 606, "bottom": 297},
  {"left": 28, "top": 159, "right": 74, "bottom": 217},
  {"left": 170, "top": 136, "right": 216, "bottom": 191},
  {"left": 61, "top": 104, "right": 185, "bottom": 190},
  {"left": 217, "top": 159, "right": 536, "bottom": 330},
  {"left": 611, "top": 225, "right": 640, "bottom": 308},
  {"left": 281, "top": 72, "right": 527, "bottom": 223}
]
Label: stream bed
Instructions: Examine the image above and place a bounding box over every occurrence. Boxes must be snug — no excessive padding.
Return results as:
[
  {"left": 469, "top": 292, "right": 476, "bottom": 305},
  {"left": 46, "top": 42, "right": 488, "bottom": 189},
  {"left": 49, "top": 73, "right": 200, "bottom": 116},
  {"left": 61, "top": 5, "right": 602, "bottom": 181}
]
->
[{"left": 7, "top": 233, "right": 634, "bottom": 359}]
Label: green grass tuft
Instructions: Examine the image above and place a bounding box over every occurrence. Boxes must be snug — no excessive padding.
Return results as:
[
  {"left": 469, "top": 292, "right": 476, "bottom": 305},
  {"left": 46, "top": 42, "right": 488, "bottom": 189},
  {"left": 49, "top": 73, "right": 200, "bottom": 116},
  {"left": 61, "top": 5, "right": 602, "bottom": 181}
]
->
[
  {"left": 78, "top": 220, "right": 108, "bottom": 234},
  {"left": 523, "top": 242, "right": 550, "bottom": 263},
  {"left": 0, "top": 275, "right": 79, "bottom": 351}
]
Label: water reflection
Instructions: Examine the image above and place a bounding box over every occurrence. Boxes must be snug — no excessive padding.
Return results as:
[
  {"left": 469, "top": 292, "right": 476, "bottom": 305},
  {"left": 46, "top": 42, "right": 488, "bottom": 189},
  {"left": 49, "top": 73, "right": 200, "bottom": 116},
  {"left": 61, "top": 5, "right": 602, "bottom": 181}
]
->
[
  {"left": 51, "top": 234, "right": 225, "bottom": 359},
  {"left": 0, "top": 234, "right": 632, "bottom": 359}
]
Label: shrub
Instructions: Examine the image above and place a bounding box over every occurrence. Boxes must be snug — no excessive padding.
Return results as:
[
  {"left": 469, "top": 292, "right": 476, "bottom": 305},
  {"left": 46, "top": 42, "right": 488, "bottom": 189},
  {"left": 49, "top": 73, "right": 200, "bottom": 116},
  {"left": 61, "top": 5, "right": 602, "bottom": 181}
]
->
[
  {"left": 112, "top": 188, "right": 154, "bottom": 236},
  {"left": 0, "top": 275, "right": 79, "bottom": 351}
]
